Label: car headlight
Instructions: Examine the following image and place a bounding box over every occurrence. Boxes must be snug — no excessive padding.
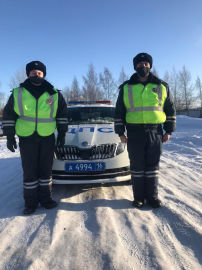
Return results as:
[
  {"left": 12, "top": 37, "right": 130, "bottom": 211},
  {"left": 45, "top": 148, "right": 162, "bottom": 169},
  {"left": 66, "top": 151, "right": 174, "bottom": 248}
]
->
[{"left": 115, "top": 142, "right": 126, "bottom": 156}]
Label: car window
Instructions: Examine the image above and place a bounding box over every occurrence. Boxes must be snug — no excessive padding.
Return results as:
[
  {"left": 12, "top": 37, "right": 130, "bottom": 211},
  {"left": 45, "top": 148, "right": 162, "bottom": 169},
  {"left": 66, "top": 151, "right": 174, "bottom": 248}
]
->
[{"left": 68, "top": 107, "right": 115, "bottom": 124}]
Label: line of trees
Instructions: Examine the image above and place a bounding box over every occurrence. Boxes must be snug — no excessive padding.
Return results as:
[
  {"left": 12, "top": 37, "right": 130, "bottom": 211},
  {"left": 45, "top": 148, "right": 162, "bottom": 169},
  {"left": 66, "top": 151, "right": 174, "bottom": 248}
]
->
[
  {"left": 0, "top": 64, "right": 202, "bottom": 116},
  {"left": 164, "top": 66, "right": 202, "bottom": 117},
  {"left": 63, "top": 64, "right": 128, "bottom": 103},
  {"left": 0, "top": 68, "right": 27, "bottom": 117},
  {"left": 63, "top": 64, "right": 202, "bottom": 113}
]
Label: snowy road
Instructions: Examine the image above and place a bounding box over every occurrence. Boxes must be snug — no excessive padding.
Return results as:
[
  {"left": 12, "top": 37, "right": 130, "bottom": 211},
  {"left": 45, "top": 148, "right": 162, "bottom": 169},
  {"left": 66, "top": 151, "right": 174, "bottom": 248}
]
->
[{"left": 0, "top": 116, "right": 201, "bottom": 270}]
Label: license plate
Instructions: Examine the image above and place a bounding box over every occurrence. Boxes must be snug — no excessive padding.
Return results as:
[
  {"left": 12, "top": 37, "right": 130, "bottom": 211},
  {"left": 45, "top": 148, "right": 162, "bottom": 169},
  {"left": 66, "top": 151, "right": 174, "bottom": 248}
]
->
[{"left": 65, "top": 162, "right": 105, "bottom": 172}]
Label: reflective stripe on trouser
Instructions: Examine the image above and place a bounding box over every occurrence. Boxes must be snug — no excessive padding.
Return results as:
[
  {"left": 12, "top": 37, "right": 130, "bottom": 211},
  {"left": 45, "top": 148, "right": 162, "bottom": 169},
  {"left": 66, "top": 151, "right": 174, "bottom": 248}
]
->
[
  {"left": 23, "top": 180, "right": 39, "bottom": 208},
  {"left": 19, "top": 134, "right": 55, "bottom": 207},
  {"left": 24, "top": 180, "right": 39, "bottom": 189},
  {"left": 127, "top": 129, "right": 162, "bottom": 201}
]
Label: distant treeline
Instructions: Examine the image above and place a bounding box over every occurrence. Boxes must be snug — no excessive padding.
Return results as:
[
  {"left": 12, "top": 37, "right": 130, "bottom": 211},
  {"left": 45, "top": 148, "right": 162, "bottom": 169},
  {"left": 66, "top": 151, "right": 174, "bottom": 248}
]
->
[{"left": 0, "top": 64, "right": 202, "bottom": 112}]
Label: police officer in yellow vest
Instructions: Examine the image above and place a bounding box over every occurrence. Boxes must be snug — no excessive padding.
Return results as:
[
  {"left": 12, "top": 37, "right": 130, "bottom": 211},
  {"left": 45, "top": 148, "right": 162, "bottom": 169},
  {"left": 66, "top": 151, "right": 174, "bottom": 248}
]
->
[
  {"left": 3, "top": 61, "right": 68, "bottom": 214},
  {"left": 115, "top": 53, "right": 176, "bottom": 208}
]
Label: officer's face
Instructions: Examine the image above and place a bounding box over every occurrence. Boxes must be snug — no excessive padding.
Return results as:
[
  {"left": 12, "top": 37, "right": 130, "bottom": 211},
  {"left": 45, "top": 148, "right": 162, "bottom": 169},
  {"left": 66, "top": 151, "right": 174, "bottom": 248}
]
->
[
  {"left": 136, "top": 61, "right": 150, "bottom": 69},
  {"left": 29, "top": 70, "right": 44, "bottom": 78}
]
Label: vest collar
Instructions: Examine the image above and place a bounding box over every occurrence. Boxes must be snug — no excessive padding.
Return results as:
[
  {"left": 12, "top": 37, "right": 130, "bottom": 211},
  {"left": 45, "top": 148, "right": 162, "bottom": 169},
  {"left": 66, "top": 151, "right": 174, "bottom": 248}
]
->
[
  {"left": 129, "top": 72, "right": 162, "bottom": 85},
  {"left": 20, "top": 79, "right": 56, "bottom": 96}
]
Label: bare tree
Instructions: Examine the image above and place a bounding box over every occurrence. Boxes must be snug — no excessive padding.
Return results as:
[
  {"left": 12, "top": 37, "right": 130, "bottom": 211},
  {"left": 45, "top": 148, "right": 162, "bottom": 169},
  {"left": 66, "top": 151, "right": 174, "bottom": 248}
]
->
[
  {"left": 195, "top": 76, "right": 202, "bottom": 117},
  {"left": 167, "top": 68, "right": 183, "bottom": 111},
  {"left": 163, "top": 71, "right": 170, "bottom": 84},
  {"left": 152, "top": 66, "right": 159, "bottom": 77},
  {"left": 0, "top": 91, "right": 5, "bottom": 118},
  {"left": 82, "top": 64, "right": 102, "bottom": 100},
  {"left": 9, "top": 67, "right": 27, "bottom": 89},
  {"left": 0, "top": 82, "right": 5, "bottom": 116},
  {"left": 63, "top": 86, "right": 71, "bottom": 102},
  {"left": 179, "top": 66, "right": 195, "bottom": 112},
  {"left": 0, "top": 92, "right": 5, "bottom": 108},
  {"left": 99, "top": 67, "right": 116, "bottom": 101},
  {"left": 118, "top": 67, "right": 128, "bottom": 86},
  {"left": 69, "top": 77, "right": 81, "bottom": 101}
]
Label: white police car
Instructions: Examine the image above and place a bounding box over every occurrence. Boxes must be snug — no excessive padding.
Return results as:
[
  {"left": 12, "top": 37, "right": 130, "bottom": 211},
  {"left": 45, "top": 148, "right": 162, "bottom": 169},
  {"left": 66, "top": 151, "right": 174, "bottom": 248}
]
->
[{"left": 52, "top": 101, "right": 130, "bottom": 184}]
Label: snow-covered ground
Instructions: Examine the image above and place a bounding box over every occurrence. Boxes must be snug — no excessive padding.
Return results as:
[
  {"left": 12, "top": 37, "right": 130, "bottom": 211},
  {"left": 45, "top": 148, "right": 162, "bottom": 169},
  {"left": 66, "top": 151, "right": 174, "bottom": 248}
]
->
[{"left": 0, "top": 116, "right": 201, "bottom": 270}]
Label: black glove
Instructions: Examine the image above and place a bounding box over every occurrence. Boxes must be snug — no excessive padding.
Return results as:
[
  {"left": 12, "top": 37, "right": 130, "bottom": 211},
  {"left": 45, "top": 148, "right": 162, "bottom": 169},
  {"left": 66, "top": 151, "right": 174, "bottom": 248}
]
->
[
  {"left": 57, "top": 133, "right": 65, "bottom": 147},
  {"left": 7, "top": 135, "right": 17, "bottom": 152}
]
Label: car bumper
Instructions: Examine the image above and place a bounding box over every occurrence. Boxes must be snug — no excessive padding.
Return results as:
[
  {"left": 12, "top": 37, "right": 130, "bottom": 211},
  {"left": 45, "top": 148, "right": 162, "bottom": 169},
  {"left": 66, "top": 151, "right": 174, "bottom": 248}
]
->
[{"left": 52, "top": 166, "right": 131, "bottom": 184}]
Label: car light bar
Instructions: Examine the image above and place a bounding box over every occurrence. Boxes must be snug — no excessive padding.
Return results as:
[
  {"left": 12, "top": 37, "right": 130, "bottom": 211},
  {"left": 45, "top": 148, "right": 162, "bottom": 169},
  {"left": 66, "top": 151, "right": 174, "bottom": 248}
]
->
[
  {"left": 68, "top": 100, "right": 111, "bottom": 104},
  {"left": 95, "top": 100, "right": 111, "bottom": 104}
]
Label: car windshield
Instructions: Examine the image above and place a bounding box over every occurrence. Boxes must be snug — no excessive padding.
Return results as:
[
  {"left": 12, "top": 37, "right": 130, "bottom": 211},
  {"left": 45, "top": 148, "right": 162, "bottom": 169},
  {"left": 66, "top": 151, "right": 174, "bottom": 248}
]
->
[{"left": 68, "top": 106, "right": 115, "bottom": 124}]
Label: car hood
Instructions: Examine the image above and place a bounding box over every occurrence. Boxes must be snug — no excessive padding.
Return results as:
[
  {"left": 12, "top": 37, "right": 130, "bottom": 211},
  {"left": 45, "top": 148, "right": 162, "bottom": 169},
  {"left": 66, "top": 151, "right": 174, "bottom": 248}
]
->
[{"left": 65, "top": 123, "right": 120, "bottom": 147}]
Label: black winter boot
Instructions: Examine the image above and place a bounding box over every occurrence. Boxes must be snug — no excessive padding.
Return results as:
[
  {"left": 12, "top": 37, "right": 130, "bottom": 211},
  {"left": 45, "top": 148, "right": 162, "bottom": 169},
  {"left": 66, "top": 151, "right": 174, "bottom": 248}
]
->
[
  {"left": 41, "top": 199, "right": 58, "bottom": 209},
  {"left": 132, "top": 200, "right": 144, "bottom": 208},
  {"left": 23, "top": 207, "right": 37, "bottom": 215},
  {"left": 147, "top": 198, "right": 162, "bottom": 208}
]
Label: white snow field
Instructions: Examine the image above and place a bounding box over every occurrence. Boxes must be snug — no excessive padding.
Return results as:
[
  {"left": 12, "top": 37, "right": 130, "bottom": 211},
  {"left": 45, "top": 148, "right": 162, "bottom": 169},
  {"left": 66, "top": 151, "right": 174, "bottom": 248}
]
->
[{"left": 0, "top": 116, "right": 201, "bottom": 270}]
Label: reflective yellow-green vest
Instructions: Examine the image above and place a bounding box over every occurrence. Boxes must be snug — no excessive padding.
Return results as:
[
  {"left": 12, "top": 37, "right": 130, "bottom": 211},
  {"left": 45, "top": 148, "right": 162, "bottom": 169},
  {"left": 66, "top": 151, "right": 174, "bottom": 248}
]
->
[
  {"left": 13, "top": 87, "right": 58, "bottom": 136},
  {"left": 123, "top": 83, "right": 167, "bottom": 124}
]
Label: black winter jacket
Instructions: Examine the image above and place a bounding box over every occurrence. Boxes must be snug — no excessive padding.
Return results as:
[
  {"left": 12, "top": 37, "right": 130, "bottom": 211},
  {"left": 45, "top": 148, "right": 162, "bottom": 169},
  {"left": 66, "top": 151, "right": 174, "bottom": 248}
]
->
[
  {"left": 2, "top": 79, "right": 68, "bottom": 137},
  {"left": 114, "top": 72, "right": 176, "bottom": 136}
]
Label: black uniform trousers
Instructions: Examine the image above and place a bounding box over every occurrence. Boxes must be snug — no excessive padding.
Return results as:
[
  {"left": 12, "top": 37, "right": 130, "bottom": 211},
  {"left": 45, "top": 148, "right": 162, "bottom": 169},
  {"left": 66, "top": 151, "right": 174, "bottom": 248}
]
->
[
  {"left": 19, "top": 133, "right": 55, "bottom": 208},
  {"left": 127, "top": 129, "right": 162, "bottom": 202}
]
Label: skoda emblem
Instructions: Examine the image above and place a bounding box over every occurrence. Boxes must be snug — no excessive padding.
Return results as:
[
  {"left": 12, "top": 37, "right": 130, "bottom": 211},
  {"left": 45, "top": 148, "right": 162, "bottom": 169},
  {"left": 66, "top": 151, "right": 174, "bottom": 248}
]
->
[{"left": 81, "top": 141, "right": 89, "bottom": 147}]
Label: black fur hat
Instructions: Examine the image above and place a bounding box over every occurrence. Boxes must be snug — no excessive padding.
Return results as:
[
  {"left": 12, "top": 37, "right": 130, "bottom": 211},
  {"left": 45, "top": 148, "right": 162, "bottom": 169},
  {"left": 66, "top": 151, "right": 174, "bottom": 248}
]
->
[
  {"left": 133, "top": 53, "right": 153, "bottom": 69},
  {"left": 26, "top": 61, "right": 46, "bottom": 77}
]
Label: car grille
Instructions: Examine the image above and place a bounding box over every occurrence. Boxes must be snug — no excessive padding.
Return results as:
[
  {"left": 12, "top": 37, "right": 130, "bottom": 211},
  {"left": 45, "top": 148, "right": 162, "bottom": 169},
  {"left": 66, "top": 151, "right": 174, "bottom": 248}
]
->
[{"left": 55, "top": 144, "right": 117, "bottom": 160}]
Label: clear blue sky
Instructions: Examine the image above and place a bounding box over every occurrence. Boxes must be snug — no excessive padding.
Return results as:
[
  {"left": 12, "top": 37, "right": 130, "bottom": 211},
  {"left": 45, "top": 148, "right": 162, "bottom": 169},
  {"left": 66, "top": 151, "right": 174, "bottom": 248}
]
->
[{"left": 0, "top": 0, "right": 202, "bottom": 96}]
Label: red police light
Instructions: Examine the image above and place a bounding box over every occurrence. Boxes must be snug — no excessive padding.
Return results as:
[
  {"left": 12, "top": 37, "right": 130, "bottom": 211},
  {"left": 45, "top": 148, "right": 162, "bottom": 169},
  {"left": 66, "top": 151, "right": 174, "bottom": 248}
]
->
[{"left": 95, "top": 101, "right": 111, "bottom": 104}]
